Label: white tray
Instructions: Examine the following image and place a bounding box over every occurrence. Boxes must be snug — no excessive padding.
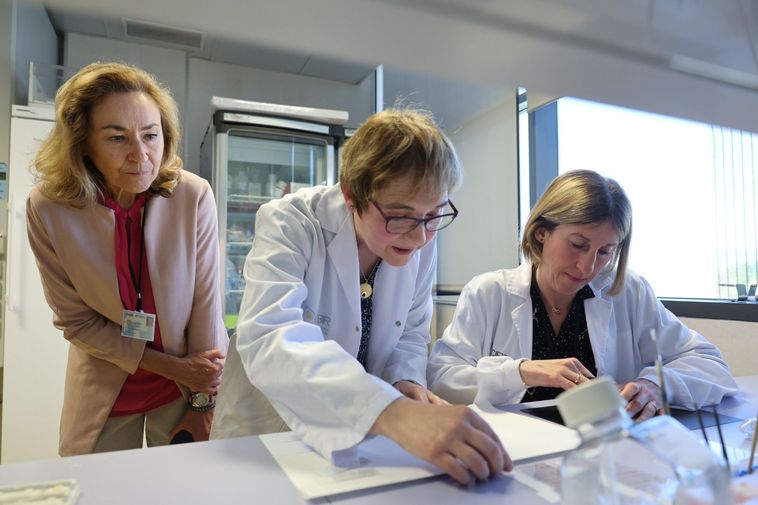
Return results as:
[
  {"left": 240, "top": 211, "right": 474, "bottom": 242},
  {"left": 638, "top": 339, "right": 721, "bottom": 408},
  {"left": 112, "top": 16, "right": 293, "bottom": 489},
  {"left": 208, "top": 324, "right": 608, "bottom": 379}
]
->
[{"left": 0, "top": 479, "right": 79, "bottom": 505}]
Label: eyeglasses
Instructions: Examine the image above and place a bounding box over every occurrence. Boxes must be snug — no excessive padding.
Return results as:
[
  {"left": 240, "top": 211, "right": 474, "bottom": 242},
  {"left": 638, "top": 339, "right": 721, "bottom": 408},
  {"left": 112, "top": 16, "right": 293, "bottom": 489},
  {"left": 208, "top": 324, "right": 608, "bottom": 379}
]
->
[{"left": 369, "top": 199, "right": 459, "bottom": 234}]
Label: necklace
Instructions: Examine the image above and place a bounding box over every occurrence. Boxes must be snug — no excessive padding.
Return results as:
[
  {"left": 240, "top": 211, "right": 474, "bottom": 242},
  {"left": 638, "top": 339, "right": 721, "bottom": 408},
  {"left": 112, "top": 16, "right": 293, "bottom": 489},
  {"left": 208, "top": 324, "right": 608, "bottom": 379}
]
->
[{"left": 359, "top": 259, "right": 381, "bottom": 299}]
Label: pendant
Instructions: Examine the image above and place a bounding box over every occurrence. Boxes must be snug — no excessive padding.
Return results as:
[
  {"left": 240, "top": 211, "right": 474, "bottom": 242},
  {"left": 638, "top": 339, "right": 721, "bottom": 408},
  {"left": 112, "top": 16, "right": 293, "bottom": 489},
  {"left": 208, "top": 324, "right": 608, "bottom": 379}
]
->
[{"left": 360, "top": 282, "right": 373, "bottom": 299}]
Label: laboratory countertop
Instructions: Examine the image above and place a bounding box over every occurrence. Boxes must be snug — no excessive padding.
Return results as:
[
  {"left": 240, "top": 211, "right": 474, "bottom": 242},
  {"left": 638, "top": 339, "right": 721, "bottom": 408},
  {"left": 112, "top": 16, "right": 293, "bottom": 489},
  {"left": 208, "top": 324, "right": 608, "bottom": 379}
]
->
[{"left": 1, "top": 375, "right": 756, "bottom": 504}]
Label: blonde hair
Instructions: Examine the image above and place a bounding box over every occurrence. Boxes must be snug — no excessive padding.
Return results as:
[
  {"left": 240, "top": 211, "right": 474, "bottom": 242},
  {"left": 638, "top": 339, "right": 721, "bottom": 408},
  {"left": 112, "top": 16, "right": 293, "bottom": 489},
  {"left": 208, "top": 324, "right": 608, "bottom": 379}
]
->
[
  {"left": 33, "top": 61, "right": 182, "bottom": 207},
  {"left": 339, "top": 108, "right": 462, "bottom": 212},
  {"left": 521, "top": 170, "right": 632, "bottom": 295}
]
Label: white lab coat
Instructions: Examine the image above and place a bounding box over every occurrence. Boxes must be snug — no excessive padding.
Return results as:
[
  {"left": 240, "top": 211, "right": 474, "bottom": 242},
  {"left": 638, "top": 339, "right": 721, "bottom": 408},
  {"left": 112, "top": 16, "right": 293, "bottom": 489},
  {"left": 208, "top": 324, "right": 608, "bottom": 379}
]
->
[
  {"left": 427, "top": 262, "right": 738, "bottom": 407},
  {"left": 212, "top": 184, "right": 435, "bottom": 463}
]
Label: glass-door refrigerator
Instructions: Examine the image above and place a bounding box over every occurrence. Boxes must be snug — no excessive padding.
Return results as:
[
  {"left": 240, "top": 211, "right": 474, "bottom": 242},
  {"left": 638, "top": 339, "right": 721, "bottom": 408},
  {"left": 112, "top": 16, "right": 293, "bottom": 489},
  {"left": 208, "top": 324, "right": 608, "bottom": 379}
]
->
[{"left": 200, "top": 97, "right": 348, "bottom": 333}]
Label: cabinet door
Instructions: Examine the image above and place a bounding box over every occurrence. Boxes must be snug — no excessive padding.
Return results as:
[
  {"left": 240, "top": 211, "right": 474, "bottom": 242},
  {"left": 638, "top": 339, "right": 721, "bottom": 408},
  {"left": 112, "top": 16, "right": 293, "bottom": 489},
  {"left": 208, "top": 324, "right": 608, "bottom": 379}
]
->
[
  {"left": 222, "top": 130, "right": 330, "bottom": 331},
  {"left": 2, "top": 117, "right": 64, "bottom": 463}
]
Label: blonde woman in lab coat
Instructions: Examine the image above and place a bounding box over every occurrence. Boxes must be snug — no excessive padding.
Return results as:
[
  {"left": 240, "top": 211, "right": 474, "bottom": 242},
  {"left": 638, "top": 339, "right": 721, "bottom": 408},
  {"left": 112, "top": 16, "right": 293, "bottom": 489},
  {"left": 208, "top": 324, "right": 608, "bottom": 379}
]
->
[
  {"left": 212, "top": 109, "right": 512, "bottom": 484},
  {"left": 428, "top": 170, "right": 737, "bottom": 418}
]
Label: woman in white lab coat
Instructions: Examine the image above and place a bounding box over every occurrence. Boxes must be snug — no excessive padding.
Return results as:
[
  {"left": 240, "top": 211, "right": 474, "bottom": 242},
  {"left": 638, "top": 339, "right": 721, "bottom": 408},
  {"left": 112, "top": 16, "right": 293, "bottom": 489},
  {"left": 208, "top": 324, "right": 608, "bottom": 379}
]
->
[
  {"left": 428, "top": 170, "right": 737, "bottom": 419},
  {"left": 212, "top": 109, "right": 512, "bottom": 484}
]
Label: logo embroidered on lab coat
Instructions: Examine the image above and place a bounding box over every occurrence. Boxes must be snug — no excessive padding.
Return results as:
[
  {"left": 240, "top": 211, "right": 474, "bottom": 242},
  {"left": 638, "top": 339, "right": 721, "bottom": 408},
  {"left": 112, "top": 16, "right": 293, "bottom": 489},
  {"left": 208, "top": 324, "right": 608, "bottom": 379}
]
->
[{"left": 303, "top": 306, "right": 331, "bottom": 336}]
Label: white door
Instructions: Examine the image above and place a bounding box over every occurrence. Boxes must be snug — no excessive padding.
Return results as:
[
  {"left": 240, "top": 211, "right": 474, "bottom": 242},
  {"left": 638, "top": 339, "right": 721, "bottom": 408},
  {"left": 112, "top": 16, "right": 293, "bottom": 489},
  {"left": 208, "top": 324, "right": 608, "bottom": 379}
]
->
[{"left": 1, "top": 114, "right": 66, "bottom": 463}]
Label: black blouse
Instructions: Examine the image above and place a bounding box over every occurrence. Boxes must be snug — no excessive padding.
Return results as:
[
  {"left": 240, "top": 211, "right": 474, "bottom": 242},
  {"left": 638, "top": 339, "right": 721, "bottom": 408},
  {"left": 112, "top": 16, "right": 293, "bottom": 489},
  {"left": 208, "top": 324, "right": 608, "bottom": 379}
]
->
[
  {"left": 357, "top": 261, "right": 381, "bottom": 367},
  {"left": 523, "top": 269, "right": 598, "bottom": 402}
]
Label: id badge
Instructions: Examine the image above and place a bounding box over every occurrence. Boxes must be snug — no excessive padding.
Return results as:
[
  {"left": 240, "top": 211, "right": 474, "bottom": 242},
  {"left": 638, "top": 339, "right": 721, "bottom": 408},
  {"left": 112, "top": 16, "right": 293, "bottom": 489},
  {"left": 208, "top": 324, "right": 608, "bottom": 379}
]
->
[{"left": 121, "top": 310, "right": 156, "bottom": 342}]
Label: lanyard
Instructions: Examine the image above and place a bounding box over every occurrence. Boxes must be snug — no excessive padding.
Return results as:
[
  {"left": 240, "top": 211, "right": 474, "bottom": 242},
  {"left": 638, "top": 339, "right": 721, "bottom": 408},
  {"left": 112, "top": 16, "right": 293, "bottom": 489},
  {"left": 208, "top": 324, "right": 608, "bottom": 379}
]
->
[{"left": 125, "top": 203, "right": 147, "bottom": 312}]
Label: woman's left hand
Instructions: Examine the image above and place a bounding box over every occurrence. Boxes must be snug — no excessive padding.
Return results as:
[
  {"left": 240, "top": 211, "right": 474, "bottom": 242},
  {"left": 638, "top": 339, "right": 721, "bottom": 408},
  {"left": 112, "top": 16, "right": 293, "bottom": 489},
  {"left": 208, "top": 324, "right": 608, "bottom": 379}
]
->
[
  {"left": 394, "top": 380, "right": 449, "bottom": 405},
  {"left": 169, "top": 409, "right": 214, "bottom": 443},
  {"left": 618, "top": 379, "right": 663, "bottom": 421}
]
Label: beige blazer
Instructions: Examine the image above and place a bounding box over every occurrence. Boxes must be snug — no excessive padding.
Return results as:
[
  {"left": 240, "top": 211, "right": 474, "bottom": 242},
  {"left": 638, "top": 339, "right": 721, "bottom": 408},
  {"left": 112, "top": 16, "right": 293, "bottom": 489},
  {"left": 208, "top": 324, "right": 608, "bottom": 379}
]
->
[{"left": 26, "top": 170, "right": 228, "bottom": 456}]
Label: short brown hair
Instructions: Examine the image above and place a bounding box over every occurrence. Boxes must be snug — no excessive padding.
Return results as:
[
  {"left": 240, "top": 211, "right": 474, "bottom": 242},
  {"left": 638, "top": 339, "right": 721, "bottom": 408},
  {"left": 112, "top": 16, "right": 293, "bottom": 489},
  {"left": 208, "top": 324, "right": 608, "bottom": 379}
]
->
[
  {"left": 521, "top": 170, "right": 633, "bottom": 295},
  {"left": 339, "top": 108, "right": 462, "bottom": 212},
  {"left": 33, "top": 61, "right": 182, "bottom": 207}
]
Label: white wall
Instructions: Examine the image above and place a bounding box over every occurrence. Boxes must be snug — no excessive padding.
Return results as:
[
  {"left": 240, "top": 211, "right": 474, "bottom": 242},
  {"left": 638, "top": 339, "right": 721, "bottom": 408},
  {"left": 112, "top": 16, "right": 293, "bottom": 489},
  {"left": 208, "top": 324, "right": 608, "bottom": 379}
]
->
[
  {"left": 186, "top": 57, "right": 374, "bottom": 174},
  {"left": 381, "top": 68, "right": 519, "bottom": 289},
  {"left": 382, "top": 67, "right": 507, "bottom": 132},
  {"left": 439, "top": 96, "right": 520, "bottom": 289},
  {"left": 682, "top": 317, "right": 758, "bottom": 378},
  {"left": 63, "top": 32, "right": 188, "bottom": 157}
]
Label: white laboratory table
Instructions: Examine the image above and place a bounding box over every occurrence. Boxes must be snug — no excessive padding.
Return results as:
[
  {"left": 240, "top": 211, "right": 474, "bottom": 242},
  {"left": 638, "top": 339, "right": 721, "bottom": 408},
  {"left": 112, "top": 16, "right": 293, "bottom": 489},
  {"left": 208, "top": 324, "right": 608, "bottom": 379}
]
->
[
  {"left": 1, "top": 376, "right": 756, "bottom": 504},
  {"left": 698, "top": 375, "right": 758, "bottom": 462}
]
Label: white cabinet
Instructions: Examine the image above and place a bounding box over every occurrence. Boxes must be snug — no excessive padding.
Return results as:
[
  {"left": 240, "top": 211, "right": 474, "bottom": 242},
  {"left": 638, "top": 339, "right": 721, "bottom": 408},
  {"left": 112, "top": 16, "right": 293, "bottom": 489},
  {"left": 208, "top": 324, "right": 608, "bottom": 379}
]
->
[{"left": 1, "top": 106, "right": 66, "bottom": 463}]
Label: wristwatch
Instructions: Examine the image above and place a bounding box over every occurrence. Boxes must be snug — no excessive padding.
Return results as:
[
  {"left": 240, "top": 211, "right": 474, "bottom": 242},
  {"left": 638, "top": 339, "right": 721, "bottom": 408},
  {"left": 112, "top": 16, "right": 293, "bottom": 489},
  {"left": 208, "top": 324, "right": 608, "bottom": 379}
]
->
[{"left": 188, "top": 392, "right": 214, "bottom": 412}]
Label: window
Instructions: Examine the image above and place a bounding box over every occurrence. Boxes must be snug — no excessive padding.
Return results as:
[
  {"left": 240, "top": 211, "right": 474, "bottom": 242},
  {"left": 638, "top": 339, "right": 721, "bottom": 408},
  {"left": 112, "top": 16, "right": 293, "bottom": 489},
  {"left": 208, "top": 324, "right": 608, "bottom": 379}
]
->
[{"left": 522, "top": 94, "right": 758, "bottom": 319}]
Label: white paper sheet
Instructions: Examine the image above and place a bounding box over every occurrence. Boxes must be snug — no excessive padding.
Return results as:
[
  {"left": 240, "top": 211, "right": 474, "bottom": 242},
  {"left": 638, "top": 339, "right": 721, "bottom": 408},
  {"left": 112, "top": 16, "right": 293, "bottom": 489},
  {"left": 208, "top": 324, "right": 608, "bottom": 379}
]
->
[
  {"left": 259, "top": 432, "right": 440, "bottom": 500},
  {"left": 470, "top": 403, "right": 581, "bottom": 463},
  {"left": 260, "top": 405, "right": 582, "bottom": 499}
]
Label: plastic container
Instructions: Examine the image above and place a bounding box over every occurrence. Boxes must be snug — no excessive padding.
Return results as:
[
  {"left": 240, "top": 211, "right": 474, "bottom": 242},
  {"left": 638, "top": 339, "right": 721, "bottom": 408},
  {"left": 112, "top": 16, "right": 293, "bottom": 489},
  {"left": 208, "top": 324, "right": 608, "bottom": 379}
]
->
[
  {"left": 558, "top": 377, "right": 638, "bottom": 504},
  {"left": 557, "top": 377, "right": 733, "bottom": 505}
]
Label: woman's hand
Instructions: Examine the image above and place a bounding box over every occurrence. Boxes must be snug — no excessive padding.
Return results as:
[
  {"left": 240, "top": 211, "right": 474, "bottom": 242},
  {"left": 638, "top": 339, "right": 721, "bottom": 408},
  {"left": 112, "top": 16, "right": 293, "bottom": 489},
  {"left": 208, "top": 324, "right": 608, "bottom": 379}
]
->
[
  {"left": 140, "top": 348, "right": 225, "bottom": 394},
  {"left": 174, "top": 349, "right": 225, "bottom": 393},
  {"left": 518, "top": 358, "right": 594, "bottom": 390},
  {"left": 169, "top": 409, "right": 213, "bottom": 443},
  {"left": 370, "top": 398, "right": 513, "bottom": 485},
  {"left": 618, "top": 379, "right": 663, "bottom": 421},
  {"left": 394, "top": 380, "right": 449, "bottom": 405}
]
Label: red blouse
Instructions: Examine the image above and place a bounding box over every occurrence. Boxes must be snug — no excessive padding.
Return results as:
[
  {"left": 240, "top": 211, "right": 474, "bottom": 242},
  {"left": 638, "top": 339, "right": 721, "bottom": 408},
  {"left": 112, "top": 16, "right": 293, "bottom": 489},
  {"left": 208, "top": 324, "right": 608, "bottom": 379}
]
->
[{"left": 102, "top": 193, "right": 181, "bottom": 417}]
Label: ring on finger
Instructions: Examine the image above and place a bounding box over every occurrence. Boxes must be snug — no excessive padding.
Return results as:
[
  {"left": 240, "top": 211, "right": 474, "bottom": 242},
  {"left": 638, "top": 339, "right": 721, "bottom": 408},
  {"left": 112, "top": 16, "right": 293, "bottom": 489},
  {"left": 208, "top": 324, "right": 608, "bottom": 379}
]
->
[{"left": 573, "top": 373, "right": 581, "bottom": 384}]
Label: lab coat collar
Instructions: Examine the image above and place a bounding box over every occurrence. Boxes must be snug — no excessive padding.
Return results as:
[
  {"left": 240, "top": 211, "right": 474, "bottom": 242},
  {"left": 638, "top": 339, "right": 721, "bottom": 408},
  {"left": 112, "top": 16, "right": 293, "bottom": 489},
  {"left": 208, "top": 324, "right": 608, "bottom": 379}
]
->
[
  {"left": 588, "top": 268, "right": 614, "bottom": 299},
  {"left": 328, "top": 238, "right": 361, "bottom": 321},
  {"left": 506, "top": 262, "right": 615, "bottom": 364},
  {"left": 585, "top": 267, "right": 615, "bottom": 367},
  {"left": 316, "top": 184, "right": 350, "bottom": 235},
  {"left": 318, "top": 185, "right": 362, "bottom": 319},
  {"left": 506, "top": 262, "right": 533, "bottom": 300},
  {"left": 508, "top": 261, "right": 616, "bottom": 301},
  {"left": 506, "top": 263, "right": 533, "bottom": 358}
]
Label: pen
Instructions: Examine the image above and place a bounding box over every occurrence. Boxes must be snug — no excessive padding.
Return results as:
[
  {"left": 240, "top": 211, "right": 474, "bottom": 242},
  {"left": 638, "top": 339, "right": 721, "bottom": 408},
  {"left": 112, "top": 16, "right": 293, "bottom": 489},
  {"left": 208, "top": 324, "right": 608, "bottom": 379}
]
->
[
  {"left": 695, "top": 409, "right": 710, "bottom": 447},
  {"left": 650, "top": 329, "right": 671, "bottom": 416},
  {"left": 749, "top": 416, "right": 758, "bottom": 475},
  {"left": 712, "top": 405, "right": 730, "bottom": 471}
]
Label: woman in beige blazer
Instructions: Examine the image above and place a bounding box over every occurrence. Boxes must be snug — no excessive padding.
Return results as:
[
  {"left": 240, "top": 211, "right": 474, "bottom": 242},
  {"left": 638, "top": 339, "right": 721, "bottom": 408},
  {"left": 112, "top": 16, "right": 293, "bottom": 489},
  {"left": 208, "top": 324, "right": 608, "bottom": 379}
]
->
[{"left": 26, "top": 62, "right": 227, "bottom": 456}]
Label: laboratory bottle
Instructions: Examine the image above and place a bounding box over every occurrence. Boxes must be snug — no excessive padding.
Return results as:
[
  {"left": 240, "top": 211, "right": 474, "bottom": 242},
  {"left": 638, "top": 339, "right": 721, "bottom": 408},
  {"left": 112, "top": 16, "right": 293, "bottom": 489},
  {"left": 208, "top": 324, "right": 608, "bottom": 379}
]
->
[
  {"left": 558, "top": 376, "right": 637, "bottom": 505},
  {"left": 631, "top": 414, "right": 734, "bottom": 504},
  {"left": 557, "top": 377, "right": 734, "bottom": 505}
]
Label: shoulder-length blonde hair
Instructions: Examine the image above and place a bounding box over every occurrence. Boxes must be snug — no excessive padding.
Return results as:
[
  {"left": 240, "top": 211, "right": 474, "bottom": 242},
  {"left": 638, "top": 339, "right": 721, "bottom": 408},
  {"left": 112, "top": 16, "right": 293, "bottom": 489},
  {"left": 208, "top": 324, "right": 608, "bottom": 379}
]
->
[
  {"left": 339, "top": 108, "right": 462, "bottom": 212},
  {"left": 34, "top": 61, "right": 182, "bottom": 207},
  {"left": 521, "top": 170, "right": 633, "bottom": 295}
]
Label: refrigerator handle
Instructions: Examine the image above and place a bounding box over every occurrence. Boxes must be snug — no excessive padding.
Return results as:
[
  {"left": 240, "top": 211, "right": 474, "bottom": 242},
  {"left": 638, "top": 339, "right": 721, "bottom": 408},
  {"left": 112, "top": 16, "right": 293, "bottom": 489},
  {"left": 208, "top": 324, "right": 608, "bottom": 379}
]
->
[{"left": 5, "top": 198, "right": 25, "bottom": 312}]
